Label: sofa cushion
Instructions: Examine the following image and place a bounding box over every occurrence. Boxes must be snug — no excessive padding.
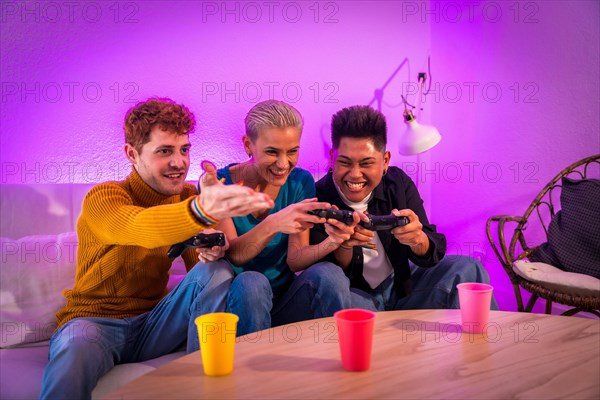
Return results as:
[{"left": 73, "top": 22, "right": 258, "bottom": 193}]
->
[
  {"left": 529, "top": 177, "right": 600, "bottom": 278},
  {"left": 513, "top": 260, "right": 600, "bottom": 297},
  {"left": 0, "top": 345, "right": 185, "bottom": 400},
  {"left": 1, "top": 233, "right": 77, "bottom": 348},
  {"left": 91, "top": 352, "right": 186, "bottom": 399},
  {"left": 0, "top": 184, "right": 85, "bottom": 238},
  {"left": 0, "top": 233, "right": 189, "bottom": 348},
  {"left": 0, "top": 344, "right": 50, "bottom": 399}
]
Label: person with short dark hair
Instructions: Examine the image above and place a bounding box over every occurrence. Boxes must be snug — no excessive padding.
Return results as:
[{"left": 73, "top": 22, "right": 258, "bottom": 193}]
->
[
  {"left": 311, "top": 105, "right": 497, "bottom": 311},
  {"left": 40, "top": 98, "right": 274, "bottom": 400}
]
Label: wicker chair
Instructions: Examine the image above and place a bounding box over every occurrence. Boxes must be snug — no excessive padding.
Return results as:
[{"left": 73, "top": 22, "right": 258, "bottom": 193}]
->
[{"left": 486, "top": 154, "right": 600, "bottom": 317}]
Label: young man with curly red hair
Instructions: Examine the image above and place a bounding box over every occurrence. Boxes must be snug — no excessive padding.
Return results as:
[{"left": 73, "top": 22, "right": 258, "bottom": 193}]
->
[{"left": 40, "top": 98, "right": 273, "bottom": 400}]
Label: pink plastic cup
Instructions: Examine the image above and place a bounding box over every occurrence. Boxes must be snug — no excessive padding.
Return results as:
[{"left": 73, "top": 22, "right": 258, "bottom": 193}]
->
[
  {"left": 457, "top": 283, "right": 494, "bottom": 333},
  {"left": 334, "top": 309, "right": 377, "bottom": 372}
]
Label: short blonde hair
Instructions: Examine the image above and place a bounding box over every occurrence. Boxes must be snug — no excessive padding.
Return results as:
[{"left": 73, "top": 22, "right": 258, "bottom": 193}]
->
[{"left": 244, "top": 100, "right": 303, "bottom": 141}]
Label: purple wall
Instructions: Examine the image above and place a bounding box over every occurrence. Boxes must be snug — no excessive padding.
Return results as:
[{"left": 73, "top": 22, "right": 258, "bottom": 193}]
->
[
  {"left": 429, "top": 0, "right": 600, "bottom": 310},
  {"left": 2, "top": 1, "right": 599, "bottom": 311},
  {"left": 1, "top": 0, "right": 431, "bottom": 182}
]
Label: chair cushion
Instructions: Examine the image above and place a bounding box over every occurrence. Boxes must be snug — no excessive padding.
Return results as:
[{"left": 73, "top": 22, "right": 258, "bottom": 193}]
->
[
  {"left": 513, "top": 260, "right": 600, "bottom": 297},
  {"left": 529, "top": 177, "right": 600, "bottom": 279}
]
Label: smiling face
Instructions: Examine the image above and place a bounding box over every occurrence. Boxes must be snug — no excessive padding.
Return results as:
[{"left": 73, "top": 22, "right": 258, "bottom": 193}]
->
[
  {"left": 244, "top": 126, "right": 301, "bottom": 187},
  {"left": 331, "top": 137, "right": 390, "bottom": 203},
  {"left": 125, "top": 126, "right": 191, "bottom": 195}
]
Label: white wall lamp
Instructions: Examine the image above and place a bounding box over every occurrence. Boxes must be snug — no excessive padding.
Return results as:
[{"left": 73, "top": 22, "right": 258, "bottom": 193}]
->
[
  {"left": 369, "top": 58, "right": 442, "bottom": 156},
  {"left": 398, "top": 72, "right": 441, "bottom": 155}
]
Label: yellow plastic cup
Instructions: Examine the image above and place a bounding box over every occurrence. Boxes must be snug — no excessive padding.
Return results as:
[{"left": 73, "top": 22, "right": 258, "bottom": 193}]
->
[{"left": 195, "top": 312, "right": 239, "bottom": 376}]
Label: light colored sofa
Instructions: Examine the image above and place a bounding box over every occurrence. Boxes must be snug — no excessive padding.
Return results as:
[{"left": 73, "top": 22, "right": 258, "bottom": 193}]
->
[{"left": 0, "top": 183, "right": 187, "bottom": 399}]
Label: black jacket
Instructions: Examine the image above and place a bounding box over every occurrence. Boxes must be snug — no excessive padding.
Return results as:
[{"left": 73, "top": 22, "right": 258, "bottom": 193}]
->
[{"left": 310, "top": 166, "right": 446, "bottom": 298}]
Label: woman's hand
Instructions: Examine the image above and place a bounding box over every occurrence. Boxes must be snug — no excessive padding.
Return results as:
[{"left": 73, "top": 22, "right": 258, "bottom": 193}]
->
[{"left": 266, "top": 198, "right": 331, "bottom": 234}]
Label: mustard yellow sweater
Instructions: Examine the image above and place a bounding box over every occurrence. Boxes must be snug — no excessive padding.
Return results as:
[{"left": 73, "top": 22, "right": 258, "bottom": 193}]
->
[{"left": 56, "top": 168, "right": 209, "bottom": 328}]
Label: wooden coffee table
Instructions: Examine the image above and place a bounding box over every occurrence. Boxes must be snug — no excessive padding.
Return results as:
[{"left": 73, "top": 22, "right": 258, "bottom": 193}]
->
[{"left": 106, "top": 310, "right": 599, "bottom": 399}]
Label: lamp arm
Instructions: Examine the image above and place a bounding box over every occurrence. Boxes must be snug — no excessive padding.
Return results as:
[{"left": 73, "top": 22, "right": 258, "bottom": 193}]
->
[
  {"left": 416, "top": 75, "right": 426, "bottom": 119},
  {"left": 368, "top": 57, "right": 410, "bottom": 110}
]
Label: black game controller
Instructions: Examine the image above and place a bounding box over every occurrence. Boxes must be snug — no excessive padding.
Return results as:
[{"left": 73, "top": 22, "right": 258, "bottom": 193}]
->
[
  {"left": 309, "top": 209, "right": 410, "bottom": 231},
  {"left": 167, "top": 232, "right": 226, "bottom": 259},
  {"left": 360, "top": 215, "right": 410, "bottom": 230},
  {"left": 308, "top": 208, "right": 355, "bottom": 225}
]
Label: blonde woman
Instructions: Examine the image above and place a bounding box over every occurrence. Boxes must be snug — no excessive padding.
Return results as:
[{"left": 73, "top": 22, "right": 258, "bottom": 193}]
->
[{"left": 201, "top": 100, "right": 352, "bottom": 335}]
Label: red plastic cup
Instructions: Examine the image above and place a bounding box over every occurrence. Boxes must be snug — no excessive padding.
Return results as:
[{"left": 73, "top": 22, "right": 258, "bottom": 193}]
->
[
  {"left": 457, "top": 283, "right": 494, "bottom": 333},
  {"left": 334, "top": 309, "right": 377, "bottom": 372}
]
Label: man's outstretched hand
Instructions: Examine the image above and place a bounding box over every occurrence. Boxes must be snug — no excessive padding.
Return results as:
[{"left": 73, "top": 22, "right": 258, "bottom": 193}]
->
[{"left": 196, "top": 161, "right": 274, "bottom": 221}]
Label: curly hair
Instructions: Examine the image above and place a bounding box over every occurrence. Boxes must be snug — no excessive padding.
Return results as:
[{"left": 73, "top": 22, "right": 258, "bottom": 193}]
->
[
  {"left": 124, "top": 97, "right": 196, "bottom": 152},
  {"left": 331, "top": 105, "right": 387, "bottom": 152}
]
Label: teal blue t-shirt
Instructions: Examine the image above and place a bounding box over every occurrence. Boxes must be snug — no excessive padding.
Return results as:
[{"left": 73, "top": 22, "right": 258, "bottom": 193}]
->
[{"left": 215, "top": 165, "right": 316, "bottom": 293}]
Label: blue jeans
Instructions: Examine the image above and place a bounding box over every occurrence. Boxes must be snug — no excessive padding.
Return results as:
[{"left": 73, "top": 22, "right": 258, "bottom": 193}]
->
[
  {"left": 351, "top": 255, "right": 499, "bottom": 311},
  {"left": 227, "top": 261, "right": 351, "bottom": 336},
  {"left": 39, "top": 260, "right": 234, "bottom": 400}
]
